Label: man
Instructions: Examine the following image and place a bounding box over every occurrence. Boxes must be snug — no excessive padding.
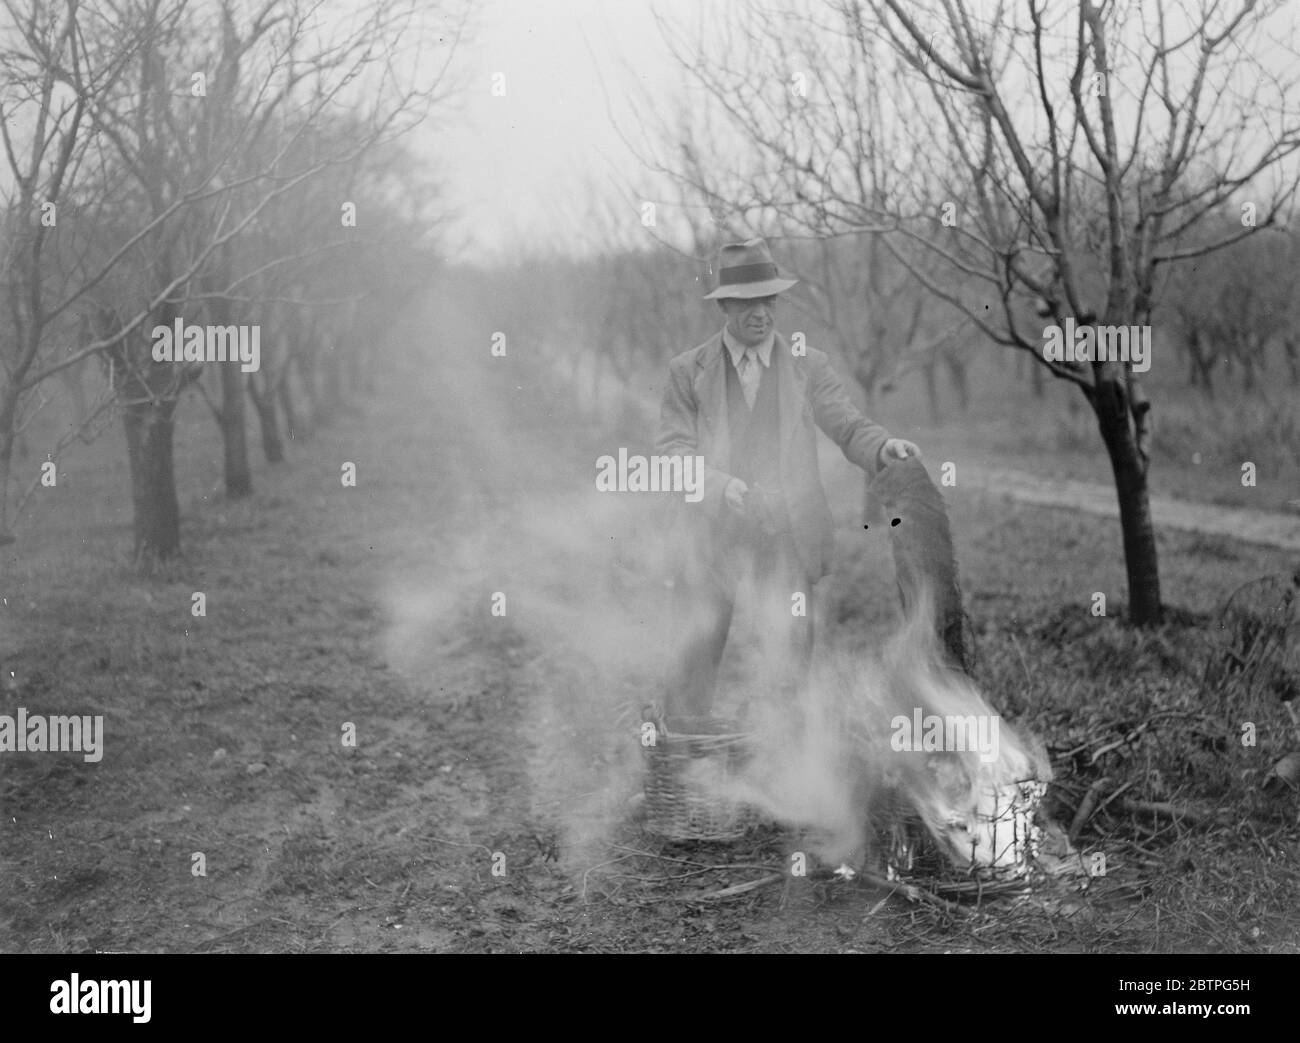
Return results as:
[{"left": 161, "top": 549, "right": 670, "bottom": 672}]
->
[{"left": 656, "top": 237, "right": 920, "bottom": 732}]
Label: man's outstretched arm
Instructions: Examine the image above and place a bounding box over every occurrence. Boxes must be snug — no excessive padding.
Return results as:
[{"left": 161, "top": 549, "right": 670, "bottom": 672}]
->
[{"left": 807, "top": 349, "right": 919, "bottom": 475}]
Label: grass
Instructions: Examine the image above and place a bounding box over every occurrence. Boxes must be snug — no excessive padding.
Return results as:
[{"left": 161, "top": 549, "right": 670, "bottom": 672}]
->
[
  {"left": 814, "top": 448, "right": 1300, "bottom": 951},
  {"left": 0, "top": 296, "right": 1298, "bottom": 952}
]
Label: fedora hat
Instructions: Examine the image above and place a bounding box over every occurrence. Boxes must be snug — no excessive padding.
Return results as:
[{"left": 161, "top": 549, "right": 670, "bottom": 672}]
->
[{"left": 703, "top": 236, "right": 799, "bottom": 300}]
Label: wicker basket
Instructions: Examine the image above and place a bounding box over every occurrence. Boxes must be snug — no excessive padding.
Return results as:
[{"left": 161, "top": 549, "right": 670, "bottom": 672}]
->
[{"left": 642, "top": 725, "right": 758, "bottom": 841}]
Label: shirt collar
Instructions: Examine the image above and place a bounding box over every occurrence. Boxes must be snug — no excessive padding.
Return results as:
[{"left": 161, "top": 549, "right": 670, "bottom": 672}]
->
[{"left": 722, "top": 325, "right": 774, "bottom": 368}]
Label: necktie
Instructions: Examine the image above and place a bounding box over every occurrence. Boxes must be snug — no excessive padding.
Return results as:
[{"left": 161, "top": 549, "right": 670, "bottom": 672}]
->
[{"left": 738, "top": 348, "right": 760, "bottom": 409}]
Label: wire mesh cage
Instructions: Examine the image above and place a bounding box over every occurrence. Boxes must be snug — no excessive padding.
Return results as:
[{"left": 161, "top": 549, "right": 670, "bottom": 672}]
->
[
  {"left": 641, "top": 723, "right": 759, "bottom": 841},
  {"left": 881, "top": 776, "right": 1049, "bottom": 885},
  {"left": 876, "top": 788, "right": 942, "bottom": 880}
]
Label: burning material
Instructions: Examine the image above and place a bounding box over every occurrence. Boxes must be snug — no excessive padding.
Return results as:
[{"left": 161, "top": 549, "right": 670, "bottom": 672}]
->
[
  {"left": 864, "top": 584, "right": 1052, "bottom": 881},
  {"left": 637, "top": 586, "right": 1054, "bottom": 877},
  {"left": 665, "top": 596, "right": 1054, "bottom": 879},
  {"left": 883, "top": 771, "right": 1049, "bottom": 882},
  {"left": 637, "top": 456, "right": 1057, "bottom": 882},
  {"left": 867, "top": 457, "right": 1051, "bottom": 880}
]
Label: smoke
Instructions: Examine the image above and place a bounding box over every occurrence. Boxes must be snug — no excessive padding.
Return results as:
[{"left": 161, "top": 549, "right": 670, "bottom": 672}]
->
[
  {"left": 377, "top": 292, "right": 681, "bottom": 865},
  {"left": 379, "top": 288, "right": 1049, "bottom": 878},
  {"left": 679, "top": 580, "right": 1051, "bottom": 872}
]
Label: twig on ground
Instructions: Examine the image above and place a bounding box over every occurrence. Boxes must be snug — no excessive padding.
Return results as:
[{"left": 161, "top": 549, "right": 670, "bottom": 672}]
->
[
  {"left": 865, "top": 894, "right": 891, "bottom": 917},
  {"left": 417, "top": 835, "right": 495, "bottom": 857},
  {"left": 854, "top": 869, "right": 965, "bottom": 916},
  {"left": 1095, "top": 778, "right": 1137, "bottom": 815},
  {"left": 1108, "top": 836, "right": 1161, "bottom": 867},
  {"left": 193, "top": 919, "right": 270, "bottom": 951},
  {"left": 1069, "top": 776, "right": 1111, "bottom": 843},
  {"left": 581, "top": 854, "right": 638, "bottom": 898},
  {"left": 1119, "top": 799, "right": 1229, "bottom": 825},
  {"left": 695, "top": 873, "right": 785, "bottom": 900},
  {"left": 1090, "top": 721, "right": 1153, "bottom": 764},
  {"left": 1060, "top": 728, "right": 1109, "bottom": 759}
]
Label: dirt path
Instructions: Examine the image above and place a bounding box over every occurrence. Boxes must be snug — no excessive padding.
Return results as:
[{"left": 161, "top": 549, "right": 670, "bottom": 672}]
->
[{"left": 961, "top": 465, "right": 1300, "bottom": 553}]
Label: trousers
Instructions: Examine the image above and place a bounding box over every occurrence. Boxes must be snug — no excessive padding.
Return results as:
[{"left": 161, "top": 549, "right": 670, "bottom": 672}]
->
[{"left": 662, "top": 529, "right": 814, "bottom": 725}]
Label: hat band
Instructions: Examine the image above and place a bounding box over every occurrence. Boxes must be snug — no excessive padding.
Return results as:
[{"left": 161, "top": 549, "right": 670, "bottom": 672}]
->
[{"left": 716, "top": 261, "right": 778, "bottom": 286}]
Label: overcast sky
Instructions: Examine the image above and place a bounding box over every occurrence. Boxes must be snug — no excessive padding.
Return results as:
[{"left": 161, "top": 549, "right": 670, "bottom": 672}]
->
[
  {"left": 428, "top": 0, "right": 1300, "bottom": 263},
  {"left": 434, "top": 0, "right": 701, "bottom": 261}
]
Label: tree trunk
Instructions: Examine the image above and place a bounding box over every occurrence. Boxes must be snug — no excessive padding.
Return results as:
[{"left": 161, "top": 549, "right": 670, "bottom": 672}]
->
[
  {"left": 220, "top": 362, "right": 253, "bottom": 497},
  {"left": 247, "top": 373, "right": 285, "bottom": 464},
  {"left": 278, "top": 360, "right": 302, "bottom": 441},
  {"left": 946, "top": 356, "right": 969, "bottom": 413},
  {"left": 205, "top": 289, "right": 253, "bottom": 498},
  {"left": 60, "top": 360, "right": 89, "bottom": 440},
  {"left": 111, "top": 292, "right": 185, "bottom": 565},
  {"left": 1090, "top": 377, "right": 1162, "bottom": 625},
  {"left": 1284, "top": 338, "right": 1299, "bottom": 385},
  {"left": 122, "top": 397, "right": 181, "bottom": 562}
]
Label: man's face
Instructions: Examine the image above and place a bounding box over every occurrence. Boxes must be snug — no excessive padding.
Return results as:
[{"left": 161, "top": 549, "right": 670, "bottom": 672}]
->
[{"left": 720, "top": 295, "right": 777, "bottom": 347}]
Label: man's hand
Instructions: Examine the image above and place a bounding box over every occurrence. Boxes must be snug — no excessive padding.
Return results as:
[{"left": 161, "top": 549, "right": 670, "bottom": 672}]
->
[
  {"left": 724, "top": 477, "right": 749, "bottom": 514},
  {"left": 881, "top": 438, "right": 921, "bottom": 462}
]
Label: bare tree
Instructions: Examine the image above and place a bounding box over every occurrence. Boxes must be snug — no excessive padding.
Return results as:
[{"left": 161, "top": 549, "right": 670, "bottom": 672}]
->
[
  {"left": 0, "top": 0, "right": 469, "bottom": 558},
  {"left": 631, "top": 7, "right": 954, "bottom": 408},
  {"left": 629, "top": 0, "right": 1300, "bottom": 624},
  {"left": 1165, "top": 218, "right": 1296, "bottom": 396},
  {"left": 865, "top": 0, "right": 1300, "bottom": 623},
  {"left": 0, "top": 0, "right": 140, "bottom": 542}
]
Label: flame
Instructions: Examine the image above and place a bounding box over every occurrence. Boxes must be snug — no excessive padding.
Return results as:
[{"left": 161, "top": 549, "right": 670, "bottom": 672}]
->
[
  {"left": 710, "top": 582, "right": 1051, "bottom": 876},
  {"left": 874, "top": 598, "right": 1051, "bottom": 874}
]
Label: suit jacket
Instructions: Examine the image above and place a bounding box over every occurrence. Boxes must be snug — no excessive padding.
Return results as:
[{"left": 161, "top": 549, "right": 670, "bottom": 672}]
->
[{"left": 655, "top": 329, "right": 892, "bottom": 581}]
